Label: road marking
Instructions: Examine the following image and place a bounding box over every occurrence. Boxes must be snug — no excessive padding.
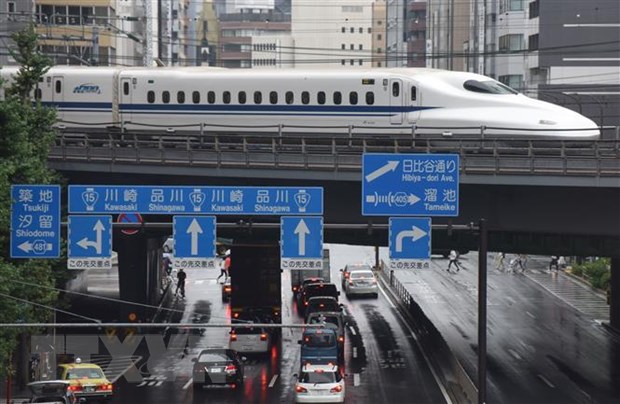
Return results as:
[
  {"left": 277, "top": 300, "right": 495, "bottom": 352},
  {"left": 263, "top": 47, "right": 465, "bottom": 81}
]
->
[
  {"left": 537, "top": 374, "right": 555, "bottom": 388},
  {"left": 349, "top": 326, "right": 357, "bottom": 336},
  {"left": 526, "top": 311, "right": 536, "bottom": 319},
  {"left": 183, "top": 378, "right": 193, "bottom": 390},
  {"left": 508, "top": 349, "right": 522, "bottom": 361},
  {"left": 194, "top": 280, "right": 204, "bottom": 285},
  {"left": 269, "top": 374, "right": 278, "bottom": 388},
  {"left": 353, "top": 347, "right": 357, "bottom": 358},
  {"left": 353, "top": 373, "right": 360, "bottom": 386}
]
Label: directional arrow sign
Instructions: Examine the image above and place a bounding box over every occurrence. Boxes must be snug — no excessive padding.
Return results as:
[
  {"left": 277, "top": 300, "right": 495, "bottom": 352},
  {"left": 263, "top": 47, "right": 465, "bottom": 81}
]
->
[
  {"left": 362, "top": 154, "right": 459, "bottom": 216},
  {"left": 173, "top": 216, "right": 216, "bottom": 269},
  {"left": 389, "top": 218, "right": 432, "bottom": 269},
  {"left": 68, "top": 215, "right": 113, "bottom": 269},
  {"left": 281, "top": 216, "right": 323, "bottom": 270}
]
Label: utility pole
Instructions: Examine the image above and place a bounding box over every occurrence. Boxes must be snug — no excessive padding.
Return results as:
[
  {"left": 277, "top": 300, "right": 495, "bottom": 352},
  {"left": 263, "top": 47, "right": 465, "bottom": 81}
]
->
[
  {"left": 158, "top": 0, "right": 163, "bottom": 62},
  {"left": 91, "top": 25, "right": 99, "bottom": 65},
  {"left": 144, "top": 0, "right": 153, "bottom": 66}
]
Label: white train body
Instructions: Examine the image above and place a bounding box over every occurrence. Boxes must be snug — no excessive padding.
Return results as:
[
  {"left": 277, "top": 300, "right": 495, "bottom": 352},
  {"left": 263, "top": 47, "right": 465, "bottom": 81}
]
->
[{"left": 0, "top": 66, "right": 599, "bottom": 139}]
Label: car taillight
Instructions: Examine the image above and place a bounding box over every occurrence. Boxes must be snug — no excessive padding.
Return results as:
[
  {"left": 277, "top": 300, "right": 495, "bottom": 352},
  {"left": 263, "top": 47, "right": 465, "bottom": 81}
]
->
[
  {"left": 304, "top": 301, "right": 308, "bottom": 306},
  {"left": 295, "top": 385, "right": 308, "bottom": 393},
  {"left": 344, "top": 272, "right": 350, "bottom": 278},
  {"left": 68, "top": 385, "right": 83, "bottom": 392},
  {"left": 230, "top": 333, "right": 237, "bottom": 341},
  {"left": 233, "top": 312, "right": 239, "bottom": 318},
  {"left": 338, "top": 336, "right": 344, "bottom": 343},
  {"left": 98, "top": 383, "right": 113, "bottom": 391},
  {"left": 260, "top": 333, "right": 268, "bottom": 341},
  {"left": 293, "top": 286, "right": 298, "bottom": 292},
  {"left": 372, "top": 278, "right": 377, "bottom": 283},
  {"left": 225, "top": 364, "right": 237, "bottom": 373},
  {"left": 224, "top": 286, "right": 231, "bottom": 292},
  {"left": 330, "top": 385, "right": 343, "bottom": 393}
]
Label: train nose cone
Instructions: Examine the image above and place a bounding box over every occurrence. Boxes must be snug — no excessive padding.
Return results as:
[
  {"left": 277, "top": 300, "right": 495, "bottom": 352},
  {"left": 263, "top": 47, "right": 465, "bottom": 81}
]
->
[{"left": 523, "top": 96, "right": 600, "bottom": 140}]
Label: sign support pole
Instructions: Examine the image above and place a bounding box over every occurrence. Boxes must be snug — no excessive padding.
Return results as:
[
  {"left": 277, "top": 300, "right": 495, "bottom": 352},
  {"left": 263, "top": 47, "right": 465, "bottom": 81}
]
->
[{"left": 478, "top": 218, "right": 488, "bottom": 404}]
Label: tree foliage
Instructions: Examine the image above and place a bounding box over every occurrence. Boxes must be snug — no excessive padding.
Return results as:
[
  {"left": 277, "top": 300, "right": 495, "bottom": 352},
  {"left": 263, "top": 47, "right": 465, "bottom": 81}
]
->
[{"left": 0, "top": 24, "right": 61, "bottom": 379}]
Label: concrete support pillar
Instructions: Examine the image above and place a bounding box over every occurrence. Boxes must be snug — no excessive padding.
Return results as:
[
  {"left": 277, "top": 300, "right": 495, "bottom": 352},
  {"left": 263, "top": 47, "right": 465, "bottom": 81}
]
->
[
  {"left": 610, "top": 257, "right": 620, "bottom": 332},
  {"left": 114, "top": 231, "right": 148, "bottom": 322}
]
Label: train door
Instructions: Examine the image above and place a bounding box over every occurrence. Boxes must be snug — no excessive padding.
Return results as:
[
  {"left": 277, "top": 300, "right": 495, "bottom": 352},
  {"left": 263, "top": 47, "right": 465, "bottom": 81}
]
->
[
  {"left": 389, "top": 78, "right": 403, "bottom": 124},
  {"left": 120, "top": 77, "right": 132, "bottom": 123}
]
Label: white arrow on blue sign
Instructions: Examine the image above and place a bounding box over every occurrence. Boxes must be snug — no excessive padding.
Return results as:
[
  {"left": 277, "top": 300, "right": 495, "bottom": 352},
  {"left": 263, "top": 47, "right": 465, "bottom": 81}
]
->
[
  {"left": 11, "top": 185, "right": 61, "bottom": 259},
  {"left": 281, "top": 216, "right": 323, "bottom": 270},
  {"left": 173, "top": 216, "right": 216, "bottom": 270},
  {"left": 68, "top": 215, "right": 113, "bottom": 269},
  {"left": 362, "top": 153, "right": 459, "bottom": 216},
  {"left": 389, "top": 217, "right": 432, "bottom": 269}
]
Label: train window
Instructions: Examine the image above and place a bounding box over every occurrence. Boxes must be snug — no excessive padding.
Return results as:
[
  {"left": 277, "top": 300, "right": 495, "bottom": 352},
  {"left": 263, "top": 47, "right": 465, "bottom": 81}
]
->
[
  {"left": 254, "top": 91, "right": 262, "bottom": 104},
  {"left": 223, "top": 91, "right": 231, "bottom": 104},
  {"left": 411, "top": 86, "right": 417, "bottom": 101},
  {"left": 207, "top": 91, "right": 215, "bottom": 104},
  {"left": 270, "top": 91, "right": 278, "bottom": 104},
  {"left": 317, "top": 91, "right": 326, "bottom": 105},
  {"left": 365, "top": 92, "right": 374, "bottom": 105},
  {"left": 55, "top": 80, "right": 61, "bottom": 94},
  {"left": 463, "top": 80, "right": 518, "bottom": 94},
  {"left": 123, "top": 82, "right": 129, "bottom": 95},
  {"left": 177, "top": 91, "right": 185, "bottom": 104},
  {"left": 349, "top": 91, "right": 358, "bottom": 105},
  {"left": 238, "top": 91, "right": 246, "bottom": 104},
  {"left": 34, "top": 88, "right": 42, "bottom": 100},
  {"left": 392, "top": 82, "right": 400, "bottom": 97},
  {"left": 162, "top": 91, "right": 170, "bottom": 104},
  {"left": 302, "top": 91, "right": 310, "bottom": 105},
  {"left": 147, "top": 91, "right": 155, "bottom": 103},
  {"left": 333, "top": 91, "right": 342, "bottom": 105},
  {"left": 192, "top": 91, "right": 200, "bottom": 104},
  {"left": 285, "top": 91, "right": 294, "bottom": 105}
]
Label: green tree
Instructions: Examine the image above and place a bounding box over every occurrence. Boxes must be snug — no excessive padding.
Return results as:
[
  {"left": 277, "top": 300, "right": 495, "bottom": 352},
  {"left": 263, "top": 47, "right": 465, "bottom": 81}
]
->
[{"left": 0, "top": 24, "right": 62, "bottom": 382}]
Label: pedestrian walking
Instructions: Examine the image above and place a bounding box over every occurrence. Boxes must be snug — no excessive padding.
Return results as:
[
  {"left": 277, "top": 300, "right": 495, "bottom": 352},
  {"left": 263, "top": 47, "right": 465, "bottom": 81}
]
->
[
  {"left": 549, "top": 256, "right": 559, "bottom": 271},
  {"left": 515, "top": 254, "right": 527, "bottom": 273},
  {"left": 447, "top": 250, "right": 461, "bottom": 272},
  {"left": 176, "top": 268, "right": 187, "bottom": 298},
  {"left": 558, "top": 256, "right": 566, "bottom": 270},
  {"left": 496, "top": 252, "right": 506, "bottom": 271},
  {"left": 217, "top": 252, "right": 230, "bottom": 283}
]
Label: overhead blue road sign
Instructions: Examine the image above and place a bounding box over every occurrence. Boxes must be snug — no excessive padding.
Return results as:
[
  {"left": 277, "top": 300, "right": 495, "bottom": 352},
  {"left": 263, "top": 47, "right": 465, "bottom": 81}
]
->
[
  {"left": 362, "top": 154, "right": 459, "bottom": 216},
  {"left": 68, "top": 215, "right": 113, "bottom": 269},
  {"left": 69, "top": 186, "right": 323, "bottom": 215},
  {"left": 281, "top": 216, "right": 323, "bottom": 269},
  {"left": 11, "top": 185, "right": 60, "bottom": 258},
  {"left": 389, "top": 217, "right": 432, "bottom": 269},
  {"left": 173, "top": 216, "right": 217, "bottom": 269}
]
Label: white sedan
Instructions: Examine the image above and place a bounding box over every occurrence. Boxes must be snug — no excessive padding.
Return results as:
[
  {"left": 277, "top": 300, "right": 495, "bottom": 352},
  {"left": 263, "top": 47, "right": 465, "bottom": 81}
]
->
[
  {"left": 294, "top": 364, "right": 345, "bottom": 403},
  {"left": 344, "top": 269, "right": 378, "bottom": 298}
]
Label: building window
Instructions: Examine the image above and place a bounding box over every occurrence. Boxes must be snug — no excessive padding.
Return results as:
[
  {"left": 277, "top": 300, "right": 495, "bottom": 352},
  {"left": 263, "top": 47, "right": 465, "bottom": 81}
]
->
[
  {"left": 162, "top": 91, "right": 170, "bottom": 103},
  {"left": 342, "top": 44, "right": 345, "bottom": 50},
  {"left": 377, "top": 34, "right": 382, "bottom": 40},
  {"left": 368, "top": 27, "right": 372, "bottom": 33},
  {"left": 207, "top": 91, "right": 215, "bottom": 104},
  {"left": 529, "top": 0, "right": 539, "bottom": 18},
  {"left": 192, "top": 91, "right": 200, "bottom": 104},
  {"left": 498, "top": 74, "right": 523, "bottom": 91},
  {"left": 365, "top": 92, "right": 374, "bottom": 105},
  {"left": 349, "top": 92, "right": 358, "bottom": 105},
  {"left": 333, "top": 91, "right": 342, "bottom": 105},
  {"left": 254, "top": 91, "right": 262, "bottom": 104},
  {"left": 286, "top": 91, "right": 294, "bottom": 104},
  {"left": 302, "top": 91, "right": 310, "bottom": 105},
  {"left": 238, "top": 91, "right": 246, "bottom": 104},
  {"left": 359, "top": 44, "right": 363, "bottom": 50},
  {"left": 147, "top": 91, "right": 155, "bottom": 103},
  {"left": 510, "top": 0, "right": 524, "bottom": 11},
  {"left": 359, "top": 27, "right": 363, "bottom": 33},
  {"left": 359, "top": 59, "right": 363, "bottom": 66},
  {"left": 223, "top": 91, "right": 231, "bottom": 104},
  {"left": 350, "top": 44, "right": 354, "bottom": 50},
  {"left": 342, "top": 27, "right": 345, "bottom": 33},
  {"left": 317, "top": 91, "right": 326, "bottom": 105},
  {"left": 341, "top": 60, "right": 345, "bottom": 65},
  {"left": 350, "top": 27, "right": 354, "bottom": 33},
  {"left": 499, "top": 34, "right": 524, "bottom": 51},
  {"left": 7, "top": 2, "right": 15, "bottom": 13},
  {"left": 177, "top": 91, "right": 185, "bottom": 104},
  {"left": 528, "top": 34, "right": 539, "bottom": 51}
]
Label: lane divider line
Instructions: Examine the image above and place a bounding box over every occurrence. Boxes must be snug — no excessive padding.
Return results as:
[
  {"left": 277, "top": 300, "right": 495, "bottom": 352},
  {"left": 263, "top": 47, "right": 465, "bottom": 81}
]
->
[
  {"left": 269, "top": 374, "right": 279, "bottom": 388},
  {"left": 353, "top": 347, "right": 358, "bottom": 359},
  {"left": 353, "top": 373, "right": 360, "bottom": 387},
  {"left": 349, "top": 326, "right": 357, "bottom": 336},
  {"left": 537, "top": 374, "right": 555, "bottom": 388},
  {"left": 182, "top": 378, "right": 193, "bottom": 390}
]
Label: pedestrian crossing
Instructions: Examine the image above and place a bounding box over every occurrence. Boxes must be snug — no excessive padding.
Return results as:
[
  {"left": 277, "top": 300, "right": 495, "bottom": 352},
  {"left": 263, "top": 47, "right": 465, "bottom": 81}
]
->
[
  {"left": 91, "top": 354, "right": 142, "bottom": 383},
  {"left": 525, "top": 271, "right": 610, "bottom": 321}
]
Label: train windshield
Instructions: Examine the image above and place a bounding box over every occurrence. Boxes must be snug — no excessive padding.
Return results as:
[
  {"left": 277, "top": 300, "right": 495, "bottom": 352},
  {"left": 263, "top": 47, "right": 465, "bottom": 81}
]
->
[{"left": 463, "top": 80, "right": 518, "bottom": 95}]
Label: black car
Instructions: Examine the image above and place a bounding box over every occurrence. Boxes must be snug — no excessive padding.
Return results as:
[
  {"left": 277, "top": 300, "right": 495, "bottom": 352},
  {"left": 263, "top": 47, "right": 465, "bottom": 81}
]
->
[
  {"left": 192, "top": 349, "right": 245, "bottom": 390},
  {"left": 298, "top": 283, "right": 340, "bottom": 315},
  {"left": 27, "top": 381, "right": 83, "bottom": 403}
]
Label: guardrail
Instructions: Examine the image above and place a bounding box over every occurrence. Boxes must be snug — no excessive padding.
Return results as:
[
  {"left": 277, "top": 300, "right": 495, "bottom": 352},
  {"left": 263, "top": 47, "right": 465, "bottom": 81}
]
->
[{"left": 48, "top": 127, "right": 620, "bottom": 177}]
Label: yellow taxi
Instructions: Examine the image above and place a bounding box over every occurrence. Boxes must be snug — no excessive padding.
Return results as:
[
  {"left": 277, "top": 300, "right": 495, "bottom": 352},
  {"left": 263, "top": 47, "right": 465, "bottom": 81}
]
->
[{"left": 56, "top": 359, "right": 113, "bottom": 402}]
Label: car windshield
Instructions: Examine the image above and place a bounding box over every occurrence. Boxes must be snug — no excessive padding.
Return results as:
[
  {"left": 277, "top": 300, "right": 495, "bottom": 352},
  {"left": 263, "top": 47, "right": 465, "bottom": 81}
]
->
[
  {"left": 346, "top": 264, "right": 372, "bottom": 272},
  {"left": 66, "top": 368, "right": 104, "bottom": 379},
  {"left": 306, "top": 284, "right": 338, "bottom": 295},
  {"left": 350, "top": 271, "right": 373, "bottom": 279},
  {"left": 463, "top": 79, "right": 517, "bottom": 94},
  {"left": 234, "top": 326, "right": 266, "bottom": 335},
  {"left": 300, "top": 371, "right": 340, "bottom": 383},
  {"left": 308, "top": 316, "right": 339, "bottom": 328},
  {"left": 197, "top": 352, "right": 230, "bottom": 362},
  {"left": 303, "top": 332, "right": 336, "bottom": 347}
]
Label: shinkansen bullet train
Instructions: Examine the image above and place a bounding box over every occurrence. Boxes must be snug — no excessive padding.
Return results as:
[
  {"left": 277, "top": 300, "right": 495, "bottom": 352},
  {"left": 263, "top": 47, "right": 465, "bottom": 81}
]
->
[{"left": 0, "top": 66, "right": 600, "bottom": 139}]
